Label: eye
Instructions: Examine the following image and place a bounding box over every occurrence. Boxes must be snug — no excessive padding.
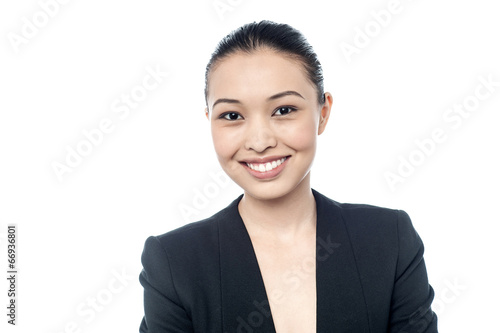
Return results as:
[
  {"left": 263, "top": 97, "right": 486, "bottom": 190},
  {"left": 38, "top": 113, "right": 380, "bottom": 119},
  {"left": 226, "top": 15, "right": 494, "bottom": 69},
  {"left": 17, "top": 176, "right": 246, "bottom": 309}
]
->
[
  {"left": 220, "top": 112, "right": 243, "bottom": 121},
  {"left": 274, "top": 106, "right": 297, "bottom": 116}
]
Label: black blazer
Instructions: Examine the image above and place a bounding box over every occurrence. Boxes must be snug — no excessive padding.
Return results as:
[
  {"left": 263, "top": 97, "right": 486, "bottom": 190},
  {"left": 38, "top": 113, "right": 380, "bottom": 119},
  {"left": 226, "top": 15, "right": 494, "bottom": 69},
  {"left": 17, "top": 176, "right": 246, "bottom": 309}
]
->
[{"left": 139, "top": 189, "right": 438, "bottom": 332}]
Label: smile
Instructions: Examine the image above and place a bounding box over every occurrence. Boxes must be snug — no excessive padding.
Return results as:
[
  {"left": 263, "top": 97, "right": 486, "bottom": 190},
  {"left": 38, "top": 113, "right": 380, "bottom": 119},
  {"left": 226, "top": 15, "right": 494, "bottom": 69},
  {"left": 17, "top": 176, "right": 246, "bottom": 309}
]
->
[
  {"left": 246, "top": 157, "right": 287, "bottom": 172},
  {"left": 241, "top": 156, "right": 290, "bottom": 180}
]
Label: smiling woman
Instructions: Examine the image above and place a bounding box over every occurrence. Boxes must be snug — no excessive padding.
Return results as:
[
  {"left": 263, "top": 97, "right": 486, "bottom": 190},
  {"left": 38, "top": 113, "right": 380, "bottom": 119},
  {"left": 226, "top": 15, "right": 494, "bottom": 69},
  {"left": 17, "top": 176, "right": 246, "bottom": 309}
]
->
[
  {"left": 207, "top": 48, "right": 330, "bottom": 202},
  {"left": 139, "top": 20, "right": 438, "bottom": 333}
]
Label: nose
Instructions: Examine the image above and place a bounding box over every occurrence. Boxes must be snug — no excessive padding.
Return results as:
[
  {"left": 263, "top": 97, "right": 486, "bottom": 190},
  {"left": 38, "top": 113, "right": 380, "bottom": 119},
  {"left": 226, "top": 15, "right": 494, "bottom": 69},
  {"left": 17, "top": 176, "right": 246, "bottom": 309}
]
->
[{"left": 244, "top": 117, "right": 277, "bottom": 153}]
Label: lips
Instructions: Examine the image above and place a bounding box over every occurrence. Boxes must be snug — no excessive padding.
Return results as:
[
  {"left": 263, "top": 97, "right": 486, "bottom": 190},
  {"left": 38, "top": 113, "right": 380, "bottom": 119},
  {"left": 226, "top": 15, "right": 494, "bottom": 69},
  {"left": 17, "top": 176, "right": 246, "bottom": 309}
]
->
[
  {"left": 240, "top": 155, "right": 290, "bottom": 179},
  {"left": 245, "top": 157, "right": 287, "bottom": 172}
]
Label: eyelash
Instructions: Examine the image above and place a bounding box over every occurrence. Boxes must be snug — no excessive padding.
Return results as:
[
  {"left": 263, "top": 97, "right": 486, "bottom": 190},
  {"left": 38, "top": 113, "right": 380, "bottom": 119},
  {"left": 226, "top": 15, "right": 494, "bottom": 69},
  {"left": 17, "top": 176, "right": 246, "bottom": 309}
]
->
[{"left": 219, "top": 106, "right": 298, "bottom": 121}]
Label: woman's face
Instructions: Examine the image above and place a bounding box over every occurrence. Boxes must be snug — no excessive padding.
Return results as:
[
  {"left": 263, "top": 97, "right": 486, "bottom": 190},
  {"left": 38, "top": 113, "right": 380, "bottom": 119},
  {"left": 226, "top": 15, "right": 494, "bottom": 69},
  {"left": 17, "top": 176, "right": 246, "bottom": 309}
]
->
[{"left": 206, "top": 49, "right": 332, "bottom": 201}]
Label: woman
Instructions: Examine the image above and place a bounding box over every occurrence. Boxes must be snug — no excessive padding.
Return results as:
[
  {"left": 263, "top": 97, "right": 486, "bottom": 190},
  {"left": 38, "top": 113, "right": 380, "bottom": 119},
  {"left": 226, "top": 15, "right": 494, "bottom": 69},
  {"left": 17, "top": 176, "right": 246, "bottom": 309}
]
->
[{"left": 139, "top": 20, "right": 438, "bottom": 332}]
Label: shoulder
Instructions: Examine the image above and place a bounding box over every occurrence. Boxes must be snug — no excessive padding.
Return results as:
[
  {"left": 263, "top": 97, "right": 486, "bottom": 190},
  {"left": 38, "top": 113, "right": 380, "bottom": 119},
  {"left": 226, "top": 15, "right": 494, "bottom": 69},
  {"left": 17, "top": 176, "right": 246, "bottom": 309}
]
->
[
  {"left": 341, "top": 201, "right": 417, "bottom": 241},
  {"left": 143, "top": 195, "right": 241, "bottom": 259},
  {"left": 339, "top": 201, "right": 408, "bottom": 232},
  {"left": 314, "top": 190, "right": 427, "bottom": 284},
  {"left": 148, "top": 216, "right": 219, "bottom": 260},
  {"left": 154, "top": 214, "right": 219, "bottom": 250},
  {"left": 314, "top": 189, "right": 408, "bottom": 227},
  {"left": 140, "top": 217, "right": 219, "bottom": 277},
  {"left": 313, "top": 189, "right": 418, "bottom": 248}
]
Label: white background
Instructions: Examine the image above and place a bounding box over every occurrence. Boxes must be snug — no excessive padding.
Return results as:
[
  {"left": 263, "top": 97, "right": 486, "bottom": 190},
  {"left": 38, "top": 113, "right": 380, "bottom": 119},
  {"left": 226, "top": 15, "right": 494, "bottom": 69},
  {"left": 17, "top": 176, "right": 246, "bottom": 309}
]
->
[{"left": 1, "top": 0, "right": 499, "bottom": 332}]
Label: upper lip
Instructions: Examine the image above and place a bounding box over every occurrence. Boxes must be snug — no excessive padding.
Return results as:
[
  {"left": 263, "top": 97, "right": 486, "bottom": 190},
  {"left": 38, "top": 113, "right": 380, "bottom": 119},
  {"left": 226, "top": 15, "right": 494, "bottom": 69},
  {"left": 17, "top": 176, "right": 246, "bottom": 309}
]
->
[{"left": 240, "top": 155, "right": 290, "bottom": 164}]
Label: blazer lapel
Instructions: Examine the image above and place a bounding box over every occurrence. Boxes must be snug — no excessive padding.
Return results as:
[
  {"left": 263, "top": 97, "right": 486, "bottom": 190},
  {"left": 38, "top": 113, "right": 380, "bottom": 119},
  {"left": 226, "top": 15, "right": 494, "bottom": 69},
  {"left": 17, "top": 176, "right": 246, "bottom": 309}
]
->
[
  {"left": 218, "top": 190, "right": 371, "bottom": 332},
  {"left": 313, "top": 189, "right": 371, "bottom": 332},
  {"left": 218, "top": 194, "right": 276, "bottom": 332}
]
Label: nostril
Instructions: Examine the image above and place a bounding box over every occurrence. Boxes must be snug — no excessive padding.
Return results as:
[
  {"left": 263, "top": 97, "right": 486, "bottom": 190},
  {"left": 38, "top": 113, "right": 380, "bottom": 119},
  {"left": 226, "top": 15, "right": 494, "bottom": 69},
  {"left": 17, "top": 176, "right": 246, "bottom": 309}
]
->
[{"left": 244, "top": 128, "right": 277, "bottom": 152}]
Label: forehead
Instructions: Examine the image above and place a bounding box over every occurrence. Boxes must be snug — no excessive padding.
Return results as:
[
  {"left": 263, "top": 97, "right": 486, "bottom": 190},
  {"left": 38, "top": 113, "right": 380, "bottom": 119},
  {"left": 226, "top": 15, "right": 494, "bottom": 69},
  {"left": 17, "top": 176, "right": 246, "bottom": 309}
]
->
[{"left": 207, "top": 50, "right": 315, "bottom": 106}]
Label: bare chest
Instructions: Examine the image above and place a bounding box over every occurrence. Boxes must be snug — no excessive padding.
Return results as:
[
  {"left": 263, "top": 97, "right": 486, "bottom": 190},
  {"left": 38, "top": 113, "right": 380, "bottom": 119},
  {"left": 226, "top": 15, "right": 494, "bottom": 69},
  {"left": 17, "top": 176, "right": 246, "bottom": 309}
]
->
[{"left": 251, "top": 239, "right": 317, "bottom": 333}]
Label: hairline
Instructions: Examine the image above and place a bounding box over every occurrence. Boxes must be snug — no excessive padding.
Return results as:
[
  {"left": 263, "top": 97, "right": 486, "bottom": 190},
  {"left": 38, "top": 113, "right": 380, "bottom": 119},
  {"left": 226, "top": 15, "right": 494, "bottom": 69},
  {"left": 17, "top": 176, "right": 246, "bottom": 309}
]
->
[{"left": 205, "top": 47, "right": 323, "bottom": 109}]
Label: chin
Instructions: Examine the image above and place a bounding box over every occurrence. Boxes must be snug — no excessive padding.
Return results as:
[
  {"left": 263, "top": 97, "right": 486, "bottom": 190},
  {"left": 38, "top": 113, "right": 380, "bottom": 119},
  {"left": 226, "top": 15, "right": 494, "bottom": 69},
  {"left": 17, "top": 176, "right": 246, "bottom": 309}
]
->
[
  {"left": 238, "top": 177, "right": 307, "bottom": 202},
  {"left": 221, "top": 158, "right": 312, "bottom": 201}
]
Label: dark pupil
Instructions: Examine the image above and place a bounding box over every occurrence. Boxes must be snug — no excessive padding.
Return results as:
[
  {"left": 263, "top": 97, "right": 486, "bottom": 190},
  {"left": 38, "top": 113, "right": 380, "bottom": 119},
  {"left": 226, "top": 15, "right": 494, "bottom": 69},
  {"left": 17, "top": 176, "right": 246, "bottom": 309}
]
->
[
  {"left": 279, "top": 107, "right": 290, "bottom": 114},
  {"left": 229, "top": 112, "right": 239, "bottom": 120}
]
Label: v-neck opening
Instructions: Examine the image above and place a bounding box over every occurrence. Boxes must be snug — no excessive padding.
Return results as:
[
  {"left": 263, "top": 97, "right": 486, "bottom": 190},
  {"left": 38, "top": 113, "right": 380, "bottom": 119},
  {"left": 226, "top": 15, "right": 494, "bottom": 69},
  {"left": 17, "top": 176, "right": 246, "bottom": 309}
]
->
[
  {"left": 231, "top": 189, "right": 323, "bottom": 332},
  {"left": 218, "top": 189, "right": 370, "bottom": 332}
]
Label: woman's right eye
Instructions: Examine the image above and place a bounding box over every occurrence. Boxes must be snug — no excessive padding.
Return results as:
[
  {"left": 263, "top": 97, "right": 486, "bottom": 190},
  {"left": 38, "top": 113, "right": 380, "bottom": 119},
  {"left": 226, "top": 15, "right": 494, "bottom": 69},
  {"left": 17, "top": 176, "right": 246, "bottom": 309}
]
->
[{"left": 221, "top": 112, "right": 242, "bottom": 121}]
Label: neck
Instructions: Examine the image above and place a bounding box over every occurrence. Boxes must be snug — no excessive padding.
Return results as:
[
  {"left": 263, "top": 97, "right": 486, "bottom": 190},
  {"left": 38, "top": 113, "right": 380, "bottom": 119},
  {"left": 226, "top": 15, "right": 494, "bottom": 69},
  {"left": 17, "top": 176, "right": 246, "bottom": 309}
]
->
[{"left": 238, "top": 175, "right": 316, "bottom": 242}]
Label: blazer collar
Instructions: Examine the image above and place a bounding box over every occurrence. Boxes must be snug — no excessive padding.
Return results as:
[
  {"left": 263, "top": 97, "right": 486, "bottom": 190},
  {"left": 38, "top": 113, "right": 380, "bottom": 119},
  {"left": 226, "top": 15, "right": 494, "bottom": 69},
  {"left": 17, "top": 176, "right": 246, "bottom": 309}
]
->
[{"left": 218, "top": 189, "right": 370, "bottom": 332}]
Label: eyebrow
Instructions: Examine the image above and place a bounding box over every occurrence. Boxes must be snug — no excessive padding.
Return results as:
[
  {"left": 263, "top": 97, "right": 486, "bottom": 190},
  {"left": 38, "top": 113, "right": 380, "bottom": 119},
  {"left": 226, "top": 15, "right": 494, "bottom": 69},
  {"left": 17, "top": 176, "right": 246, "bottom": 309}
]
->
[
  {"left": 267, "top": 90, "right": 305, "bottom": 101},
  {"left": 211, "top": 90, "right": 305, "bottom": 109}
]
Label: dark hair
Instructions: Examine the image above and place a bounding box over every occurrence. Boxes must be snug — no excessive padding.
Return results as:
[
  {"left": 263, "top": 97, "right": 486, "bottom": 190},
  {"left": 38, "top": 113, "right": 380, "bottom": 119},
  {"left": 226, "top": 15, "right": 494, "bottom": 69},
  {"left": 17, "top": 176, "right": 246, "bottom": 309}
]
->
[{"left": 204, "top": 20, "right": 325, "bottom": 106}]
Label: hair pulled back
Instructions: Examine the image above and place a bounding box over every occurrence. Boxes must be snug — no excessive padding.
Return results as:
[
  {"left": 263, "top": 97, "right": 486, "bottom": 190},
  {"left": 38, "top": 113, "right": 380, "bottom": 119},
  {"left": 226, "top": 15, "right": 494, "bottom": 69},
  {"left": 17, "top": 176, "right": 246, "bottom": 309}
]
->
[{"left": 205, "top": 20, "right": 325, "bottom": 106}]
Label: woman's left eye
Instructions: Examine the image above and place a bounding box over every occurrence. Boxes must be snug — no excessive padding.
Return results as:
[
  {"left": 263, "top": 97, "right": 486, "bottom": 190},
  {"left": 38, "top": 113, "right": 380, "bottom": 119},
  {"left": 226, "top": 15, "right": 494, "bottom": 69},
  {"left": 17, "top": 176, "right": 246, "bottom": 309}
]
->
[{"left": 274, "top": 106, "right": 296, "bottom": 116}]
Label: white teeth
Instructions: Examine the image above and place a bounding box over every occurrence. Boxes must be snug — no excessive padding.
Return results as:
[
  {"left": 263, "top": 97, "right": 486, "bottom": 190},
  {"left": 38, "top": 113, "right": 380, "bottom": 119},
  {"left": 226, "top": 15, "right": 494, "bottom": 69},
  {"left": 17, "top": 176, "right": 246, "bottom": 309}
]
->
[{"left": 246, "top": 157, "right": 287, "bottom": 173}]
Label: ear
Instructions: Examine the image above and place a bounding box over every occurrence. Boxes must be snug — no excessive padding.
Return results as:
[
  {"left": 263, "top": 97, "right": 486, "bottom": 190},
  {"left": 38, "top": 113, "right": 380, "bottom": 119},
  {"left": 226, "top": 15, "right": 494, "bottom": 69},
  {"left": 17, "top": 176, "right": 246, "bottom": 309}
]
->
[
  {"left": 318, "top": 92, "right": 333, "bottom": 135},
  {"left": 205, "top": 107, "right": 209, "bottom": 120}
]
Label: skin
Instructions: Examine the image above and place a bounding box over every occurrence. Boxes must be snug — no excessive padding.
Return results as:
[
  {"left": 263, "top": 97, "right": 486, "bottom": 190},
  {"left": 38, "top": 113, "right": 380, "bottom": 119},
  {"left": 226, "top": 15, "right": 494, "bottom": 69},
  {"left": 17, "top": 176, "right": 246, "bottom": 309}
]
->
[{"left": 205, "top": 48, "right": 333, "bottom": 332}]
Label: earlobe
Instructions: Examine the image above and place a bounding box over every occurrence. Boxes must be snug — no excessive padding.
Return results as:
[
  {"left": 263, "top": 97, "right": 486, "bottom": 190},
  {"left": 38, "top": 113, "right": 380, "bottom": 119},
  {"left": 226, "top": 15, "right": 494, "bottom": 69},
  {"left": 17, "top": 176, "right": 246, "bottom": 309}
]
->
[
  {"left": 205, "top": 107, "right": 209, "bottom": 120},
  {"left": 318, "top": 92, "right": 333, "bottom": 135}
]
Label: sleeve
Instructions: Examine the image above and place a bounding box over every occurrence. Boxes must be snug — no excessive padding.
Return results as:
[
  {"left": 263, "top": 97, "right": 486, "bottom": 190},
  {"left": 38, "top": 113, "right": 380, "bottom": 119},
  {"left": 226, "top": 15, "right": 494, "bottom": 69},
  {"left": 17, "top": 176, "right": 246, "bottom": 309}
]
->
[
  {"left": 389, "top": 210, "right": 438, "bottom": 333},
  {"left": 139, "top": 236, "right": 194, "bottom": 333}
]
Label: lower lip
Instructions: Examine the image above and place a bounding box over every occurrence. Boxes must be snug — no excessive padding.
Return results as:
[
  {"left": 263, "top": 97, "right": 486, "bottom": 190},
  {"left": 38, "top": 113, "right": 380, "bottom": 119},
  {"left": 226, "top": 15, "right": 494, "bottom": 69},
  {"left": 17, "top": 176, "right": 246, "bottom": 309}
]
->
[{"left": 241, "top": 157, "right": 290, "bottom": 180}]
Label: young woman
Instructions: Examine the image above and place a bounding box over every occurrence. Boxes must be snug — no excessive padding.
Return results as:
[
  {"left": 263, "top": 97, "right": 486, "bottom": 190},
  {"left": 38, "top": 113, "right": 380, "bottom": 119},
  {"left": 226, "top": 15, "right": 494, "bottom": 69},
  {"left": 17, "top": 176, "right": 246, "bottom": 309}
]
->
[{"left": 139, "top": 20, "right": 438, "bottom": 333}]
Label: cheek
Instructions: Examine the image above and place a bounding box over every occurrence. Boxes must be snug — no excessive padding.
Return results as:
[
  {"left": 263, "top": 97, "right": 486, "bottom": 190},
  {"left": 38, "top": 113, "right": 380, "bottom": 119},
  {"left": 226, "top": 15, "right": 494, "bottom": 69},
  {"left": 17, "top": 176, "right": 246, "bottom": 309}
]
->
[
  {"left": 279, "top": 116, "right": 317, "bottom": 151},
  {"left": 211, "top": 125, "right": 239, "bottom": 160}
]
